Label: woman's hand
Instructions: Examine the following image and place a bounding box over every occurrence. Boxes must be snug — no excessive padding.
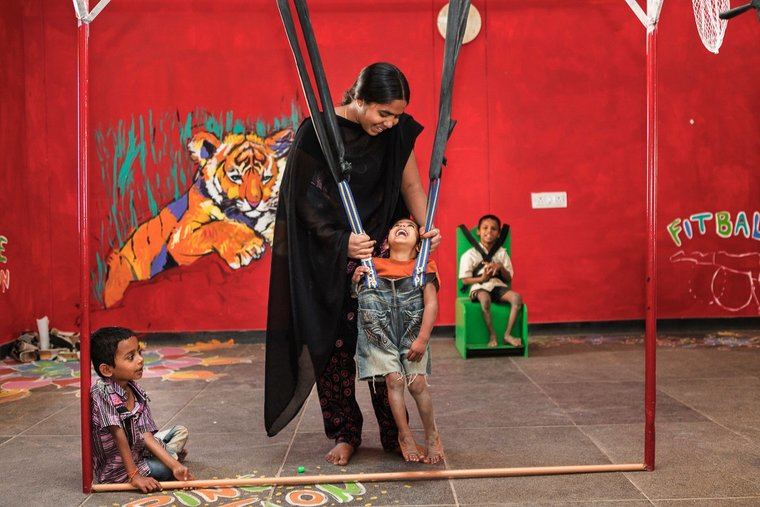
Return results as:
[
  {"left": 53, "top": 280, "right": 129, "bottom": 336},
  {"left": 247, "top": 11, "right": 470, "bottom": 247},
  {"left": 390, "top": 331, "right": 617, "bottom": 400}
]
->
[
  {"left": 347, "top": 233, "right": 375, "bottom": 259},
  {"left": 352, "top": 265, "right": 370, "bottom": 283},
  {"left": 419, "top": 227, "right": 441, "bottom": 253}
]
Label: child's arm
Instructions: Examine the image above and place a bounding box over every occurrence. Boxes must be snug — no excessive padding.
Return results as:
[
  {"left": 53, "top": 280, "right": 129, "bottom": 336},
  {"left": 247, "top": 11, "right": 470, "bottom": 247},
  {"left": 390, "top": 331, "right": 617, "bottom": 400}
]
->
[
  {"left": 142, "top": 432, "right": 194, "bottom": 481},
  {"left": 484, "top": 252, "right": 513, "bottom": 284},
  {"left": 107, "top": 426, "right": 161, "bottom": 492},
  {"left": 460, "top": 251, "right": 492, "bottom": 286},
  {"left": 406, "top": 283, "right": 438, "bottom": 362}
]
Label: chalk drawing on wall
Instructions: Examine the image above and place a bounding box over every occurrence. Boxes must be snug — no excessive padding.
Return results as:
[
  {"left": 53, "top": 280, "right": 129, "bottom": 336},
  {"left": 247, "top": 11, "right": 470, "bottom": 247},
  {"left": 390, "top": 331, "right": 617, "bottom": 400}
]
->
[
  {"left": 670, "top": 250, "right": 760, "bottom": 314},
  {"left": 0, "top": 235, "right": 9, "bottom": 294},
  {"left": 667, "top": 211, "right": 760, "bottom": 247},
  {"left": 93, "top": 107, "right": 300, "bottom": 307}
]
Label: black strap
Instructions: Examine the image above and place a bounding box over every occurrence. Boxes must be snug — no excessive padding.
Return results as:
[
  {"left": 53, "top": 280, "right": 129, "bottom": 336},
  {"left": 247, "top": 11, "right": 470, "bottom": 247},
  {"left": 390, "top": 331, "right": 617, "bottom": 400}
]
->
[
  {"left": 276, "top": 0, "right": 350, "bottom": 183},
  {"left": 428, "top": 0, "right": 470, "bottom": 181},
  {"left": 458, "top": 225, "right": 487, "bottom": 259},
  {"left": 458, "top": 224, "right": 510, "bottom": 262},
  {"left": 414, "top": 0, "right": 468, "bottom": 286},
  {"left": 492, "top": 224, "right": 510, "bottom": 258}
]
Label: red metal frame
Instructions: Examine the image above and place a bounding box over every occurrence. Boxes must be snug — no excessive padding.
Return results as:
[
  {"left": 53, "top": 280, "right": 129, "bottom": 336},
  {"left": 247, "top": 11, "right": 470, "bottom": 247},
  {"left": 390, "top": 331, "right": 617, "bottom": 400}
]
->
[
  {"left": 77, "top": 16, "right": 93, "bottom": 493},
  {"left": 644, "top": 24, "right": 658, "bottom": 472},
  {"left": 75, "top": 2, "right": 660, "bottom": 492}
]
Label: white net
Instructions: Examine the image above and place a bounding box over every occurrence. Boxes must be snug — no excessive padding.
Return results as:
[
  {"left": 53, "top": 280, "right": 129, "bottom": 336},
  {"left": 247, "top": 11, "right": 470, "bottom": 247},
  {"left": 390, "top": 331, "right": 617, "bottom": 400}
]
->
[{"left": 692, "top": 0, "right": 730, "bottom": 54}]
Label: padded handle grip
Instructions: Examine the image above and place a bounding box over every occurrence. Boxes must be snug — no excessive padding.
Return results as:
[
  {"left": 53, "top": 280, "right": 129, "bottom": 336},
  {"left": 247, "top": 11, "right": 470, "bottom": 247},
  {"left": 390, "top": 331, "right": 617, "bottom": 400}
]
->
[{"left": 719, "top": 2, "right": 753, "bottom": 20}]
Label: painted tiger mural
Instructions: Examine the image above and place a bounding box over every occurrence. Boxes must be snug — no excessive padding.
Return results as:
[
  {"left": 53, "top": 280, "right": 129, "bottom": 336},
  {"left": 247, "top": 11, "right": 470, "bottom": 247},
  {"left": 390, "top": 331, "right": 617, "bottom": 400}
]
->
[{"left": 103, "top": 128, "right": 294, "bottom": 307}]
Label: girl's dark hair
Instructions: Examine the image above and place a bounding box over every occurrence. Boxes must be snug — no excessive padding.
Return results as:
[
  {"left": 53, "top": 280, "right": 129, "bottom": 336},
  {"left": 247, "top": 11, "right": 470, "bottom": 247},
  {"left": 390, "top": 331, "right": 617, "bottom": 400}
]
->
[
  {"left": 341, "top": 62, "right": 410, "bottom": 106},
  {"left": 91, "top": 326, "right": 135, "bottom": 378}
]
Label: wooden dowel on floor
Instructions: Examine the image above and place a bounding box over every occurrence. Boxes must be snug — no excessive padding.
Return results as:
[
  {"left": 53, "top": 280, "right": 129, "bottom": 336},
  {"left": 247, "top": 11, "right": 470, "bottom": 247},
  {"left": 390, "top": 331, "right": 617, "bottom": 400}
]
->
[{"left": 91, "top": 463, "right": 647, "bottom": 492}]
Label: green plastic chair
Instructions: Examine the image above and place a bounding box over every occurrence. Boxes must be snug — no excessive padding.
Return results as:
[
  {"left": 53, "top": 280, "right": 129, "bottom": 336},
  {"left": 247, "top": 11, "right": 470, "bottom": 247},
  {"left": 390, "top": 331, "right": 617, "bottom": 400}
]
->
[{"left": 455, "top": 225, "right": 529, "bottom": 359}]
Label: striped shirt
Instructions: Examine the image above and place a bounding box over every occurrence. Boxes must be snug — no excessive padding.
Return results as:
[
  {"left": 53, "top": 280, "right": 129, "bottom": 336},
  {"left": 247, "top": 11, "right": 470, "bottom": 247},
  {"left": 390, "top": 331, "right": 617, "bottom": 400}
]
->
[{"left": 90, "top": 378, "right": 157, "bottom": 483}]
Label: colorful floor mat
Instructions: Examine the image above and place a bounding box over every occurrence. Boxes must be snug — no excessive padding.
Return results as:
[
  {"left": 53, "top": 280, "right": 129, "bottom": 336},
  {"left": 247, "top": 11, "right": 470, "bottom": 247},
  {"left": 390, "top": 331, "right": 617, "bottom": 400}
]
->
[
  {"left": 117, "top": 479, "right": 389, "bottom": 507},
  {"left": 0, "top": 339, "right": 253, "bottom": 405}
]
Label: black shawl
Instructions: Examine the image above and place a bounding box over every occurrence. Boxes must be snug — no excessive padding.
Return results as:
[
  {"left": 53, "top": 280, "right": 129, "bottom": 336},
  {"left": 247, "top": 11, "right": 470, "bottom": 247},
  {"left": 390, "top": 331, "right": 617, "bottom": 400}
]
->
[{"left": 265, "top": 113, "right": 423, "bottom": 436}]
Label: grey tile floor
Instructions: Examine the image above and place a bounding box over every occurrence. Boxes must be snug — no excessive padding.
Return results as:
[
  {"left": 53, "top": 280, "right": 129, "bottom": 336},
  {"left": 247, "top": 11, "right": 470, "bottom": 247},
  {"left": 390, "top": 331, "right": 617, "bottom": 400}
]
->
[{"left": 0, "top": 328, "right": 759, "bottom": 506}]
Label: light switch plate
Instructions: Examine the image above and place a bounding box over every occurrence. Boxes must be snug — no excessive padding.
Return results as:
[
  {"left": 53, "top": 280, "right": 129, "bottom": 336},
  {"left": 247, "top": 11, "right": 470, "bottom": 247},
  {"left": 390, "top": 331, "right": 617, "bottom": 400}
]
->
[{"left": 531, "top": 192, "right": 567, "bottom": 209}]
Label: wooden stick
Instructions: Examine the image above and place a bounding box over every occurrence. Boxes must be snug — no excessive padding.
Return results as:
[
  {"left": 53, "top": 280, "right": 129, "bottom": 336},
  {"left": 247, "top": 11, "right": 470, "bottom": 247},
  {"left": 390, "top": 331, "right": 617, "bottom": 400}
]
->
[{"left": 91, "top": 463, "right": 647, "bottom": 492}]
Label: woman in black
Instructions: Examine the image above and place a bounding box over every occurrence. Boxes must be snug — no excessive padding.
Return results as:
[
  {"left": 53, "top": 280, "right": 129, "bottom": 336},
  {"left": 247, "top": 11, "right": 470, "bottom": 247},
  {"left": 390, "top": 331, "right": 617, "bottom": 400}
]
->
[{"left": 265, "top": 62, "right": 441, "bottom": 465}]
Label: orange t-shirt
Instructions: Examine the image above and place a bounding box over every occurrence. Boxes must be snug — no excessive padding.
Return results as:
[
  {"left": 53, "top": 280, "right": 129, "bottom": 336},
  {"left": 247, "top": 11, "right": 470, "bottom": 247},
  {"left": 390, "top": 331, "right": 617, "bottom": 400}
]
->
[{"left": 373, "top": 258, "right": 440, "bottom": 289}]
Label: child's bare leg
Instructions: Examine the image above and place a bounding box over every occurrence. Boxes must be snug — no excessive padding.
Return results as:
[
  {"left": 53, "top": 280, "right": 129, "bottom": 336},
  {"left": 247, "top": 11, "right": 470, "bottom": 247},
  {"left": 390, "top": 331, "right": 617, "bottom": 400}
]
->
[
  {"left": 407, "top": 376, "right": 443, "bottom": 464},
  {"left": 386, "top": 373, "right": 422, "bottom": 462},
  {"left": 475, "top": 291, "right": 497, "bottom": 347},
  {"left": 500, "top": 290, "right": 523, "bottom": 346}
]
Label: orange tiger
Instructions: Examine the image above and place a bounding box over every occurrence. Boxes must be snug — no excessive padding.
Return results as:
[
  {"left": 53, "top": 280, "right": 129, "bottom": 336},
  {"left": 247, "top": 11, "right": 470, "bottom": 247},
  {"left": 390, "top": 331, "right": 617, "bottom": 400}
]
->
[{"left": 103, "top": 128, "right": 293, "bottom": 307}]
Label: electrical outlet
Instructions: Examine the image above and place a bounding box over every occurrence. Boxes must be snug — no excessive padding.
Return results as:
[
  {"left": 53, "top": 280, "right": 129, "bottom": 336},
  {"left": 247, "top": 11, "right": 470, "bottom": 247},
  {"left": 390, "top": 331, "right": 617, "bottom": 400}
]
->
[{"left": 531, "top": 192, "right": 567, "bottom": 209}]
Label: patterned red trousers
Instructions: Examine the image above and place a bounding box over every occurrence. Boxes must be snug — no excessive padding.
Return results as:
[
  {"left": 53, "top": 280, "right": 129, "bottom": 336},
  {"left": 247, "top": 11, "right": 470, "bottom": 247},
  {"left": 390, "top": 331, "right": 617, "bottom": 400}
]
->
[{"left": 316, "top": 295, "right": 400, "bottom": 452}]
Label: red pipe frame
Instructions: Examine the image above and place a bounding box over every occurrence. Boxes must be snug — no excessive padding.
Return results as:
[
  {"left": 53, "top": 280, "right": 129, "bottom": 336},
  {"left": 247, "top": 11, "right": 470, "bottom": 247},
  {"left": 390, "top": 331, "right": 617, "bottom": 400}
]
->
[
  {"left": 75, "top": 4, "right": 660, "bottom": 493},
  {"left": 77, "top": 14, "right": 93, "bottom": 493},
  {"left": 644, "top": 23, "right": 658, "bottom": 472}
]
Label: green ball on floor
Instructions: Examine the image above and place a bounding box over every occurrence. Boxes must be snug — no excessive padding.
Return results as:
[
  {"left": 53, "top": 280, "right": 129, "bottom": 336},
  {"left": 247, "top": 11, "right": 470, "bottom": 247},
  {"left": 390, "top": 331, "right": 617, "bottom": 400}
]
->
[{"left": 297, "top": 466, "right": 305, "bottom": 474}]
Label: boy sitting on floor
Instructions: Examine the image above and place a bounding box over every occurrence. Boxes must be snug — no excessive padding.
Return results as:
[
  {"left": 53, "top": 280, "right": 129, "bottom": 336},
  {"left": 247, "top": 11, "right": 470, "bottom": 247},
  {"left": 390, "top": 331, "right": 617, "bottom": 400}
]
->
[
  {"left": 459, "top": 214, "right": 523, "bottom": 348},
  {"left": 90, "top": 326, "right": 193, "bottom": 491},
  {"left": 352, "top": 218, "right": 444, "bottom": 464}
]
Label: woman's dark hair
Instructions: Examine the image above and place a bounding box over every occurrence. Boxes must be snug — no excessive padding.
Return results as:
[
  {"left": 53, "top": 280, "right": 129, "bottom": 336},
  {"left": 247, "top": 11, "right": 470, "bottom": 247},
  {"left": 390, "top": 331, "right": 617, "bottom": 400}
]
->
[
  {"left": 341, "top": 62, "right": 410, "bottom": 106},
  {"left": 91, "top": 326, "right": 135, "bottom": 378}
]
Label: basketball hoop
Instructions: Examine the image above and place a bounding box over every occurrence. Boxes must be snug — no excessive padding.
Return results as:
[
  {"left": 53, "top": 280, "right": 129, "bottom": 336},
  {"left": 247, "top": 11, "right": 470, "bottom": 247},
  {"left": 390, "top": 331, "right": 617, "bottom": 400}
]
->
[{"left": 692, "top": 0, "right": 730, "bottom": 54}]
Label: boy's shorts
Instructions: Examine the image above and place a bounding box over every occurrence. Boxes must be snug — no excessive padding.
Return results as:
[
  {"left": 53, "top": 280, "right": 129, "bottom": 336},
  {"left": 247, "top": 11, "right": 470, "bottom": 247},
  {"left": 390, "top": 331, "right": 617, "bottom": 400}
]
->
[
  {"left": 470, "top": 285, "right": 509, "bottom": 302},
  {"left": 355, "top": 276, "right": 432, "bottom": 380}
]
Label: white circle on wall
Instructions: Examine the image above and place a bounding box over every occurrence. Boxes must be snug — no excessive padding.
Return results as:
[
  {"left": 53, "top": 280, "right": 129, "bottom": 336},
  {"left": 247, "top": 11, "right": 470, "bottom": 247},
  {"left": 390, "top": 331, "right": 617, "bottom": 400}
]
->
[{"left": 437, "top": 3, "right": 482, "bottom": 44}]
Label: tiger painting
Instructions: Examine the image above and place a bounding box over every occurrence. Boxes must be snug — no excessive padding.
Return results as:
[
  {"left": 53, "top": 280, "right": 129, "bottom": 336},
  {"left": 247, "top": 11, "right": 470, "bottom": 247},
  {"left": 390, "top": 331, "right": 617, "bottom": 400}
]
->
[{"left": 103, "top": 128, "right": 294, "bottom": 307}]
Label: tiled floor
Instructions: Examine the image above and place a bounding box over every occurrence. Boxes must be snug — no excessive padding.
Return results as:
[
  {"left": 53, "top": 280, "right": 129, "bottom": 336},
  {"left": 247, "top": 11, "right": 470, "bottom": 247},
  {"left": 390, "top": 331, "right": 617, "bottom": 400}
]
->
[{"left": 1, "top": 327, "right": 758, "bottom": 506}]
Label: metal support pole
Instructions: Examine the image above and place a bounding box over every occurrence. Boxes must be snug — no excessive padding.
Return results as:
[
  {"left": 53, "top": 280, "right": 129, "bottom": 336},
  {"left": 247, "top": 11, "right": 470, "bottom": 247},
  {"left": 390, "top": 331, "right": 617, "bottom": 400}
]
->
[
  {"left": 77, "top": 13, "right": 93, "bottom": 493},
  {"left": 643, "top": 22, "right": 658, "bottom": 472}
]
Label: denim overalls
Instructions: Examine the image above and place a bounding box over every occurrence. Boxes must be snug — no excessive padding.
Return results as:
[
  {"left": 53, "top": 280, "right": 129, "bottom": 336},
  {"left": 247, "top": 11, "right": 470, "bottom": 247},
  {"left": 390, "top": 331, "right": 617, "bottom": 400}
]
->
[{"left": 355, "top": 273, "right": 435, "bottom": 380}]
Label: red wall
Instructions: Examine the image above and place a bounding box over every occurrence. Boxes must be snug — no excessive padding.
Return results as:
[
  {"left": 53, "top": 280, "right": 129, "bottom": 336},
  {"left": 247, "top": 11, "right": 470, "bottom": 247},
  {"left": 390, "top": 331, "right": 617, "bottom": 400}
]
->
[
  {"left": 1, "top": 0, "right": 758, "bottom": 340},
  {"left": 0, "top": 0, "right": 32, "bottom": 343},
  {"left": 0, "top": 1, "right": 75, "bottom": 343}
]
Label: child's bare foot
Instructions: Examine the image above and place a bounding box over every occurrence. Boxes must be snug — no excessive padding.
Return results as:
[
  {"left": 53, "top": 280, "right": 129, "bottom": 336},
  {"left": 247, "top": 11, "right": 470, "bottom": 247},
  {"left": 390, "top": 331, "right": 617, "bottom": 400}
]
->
[
  {"left": 425, "top": 433, "right": 445, "bottom": 464},
  {"left": 488, "top": 334, "right": 498, "bottom": 348},
  {"left": 325, "top": 442, "right": 354, "bottom": 466},
  {"left": 504, "top": 334, "right": 521, "bottom": 347},
  {"left": 398, "top": 434, "right": 424, "bottom": 463}
]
